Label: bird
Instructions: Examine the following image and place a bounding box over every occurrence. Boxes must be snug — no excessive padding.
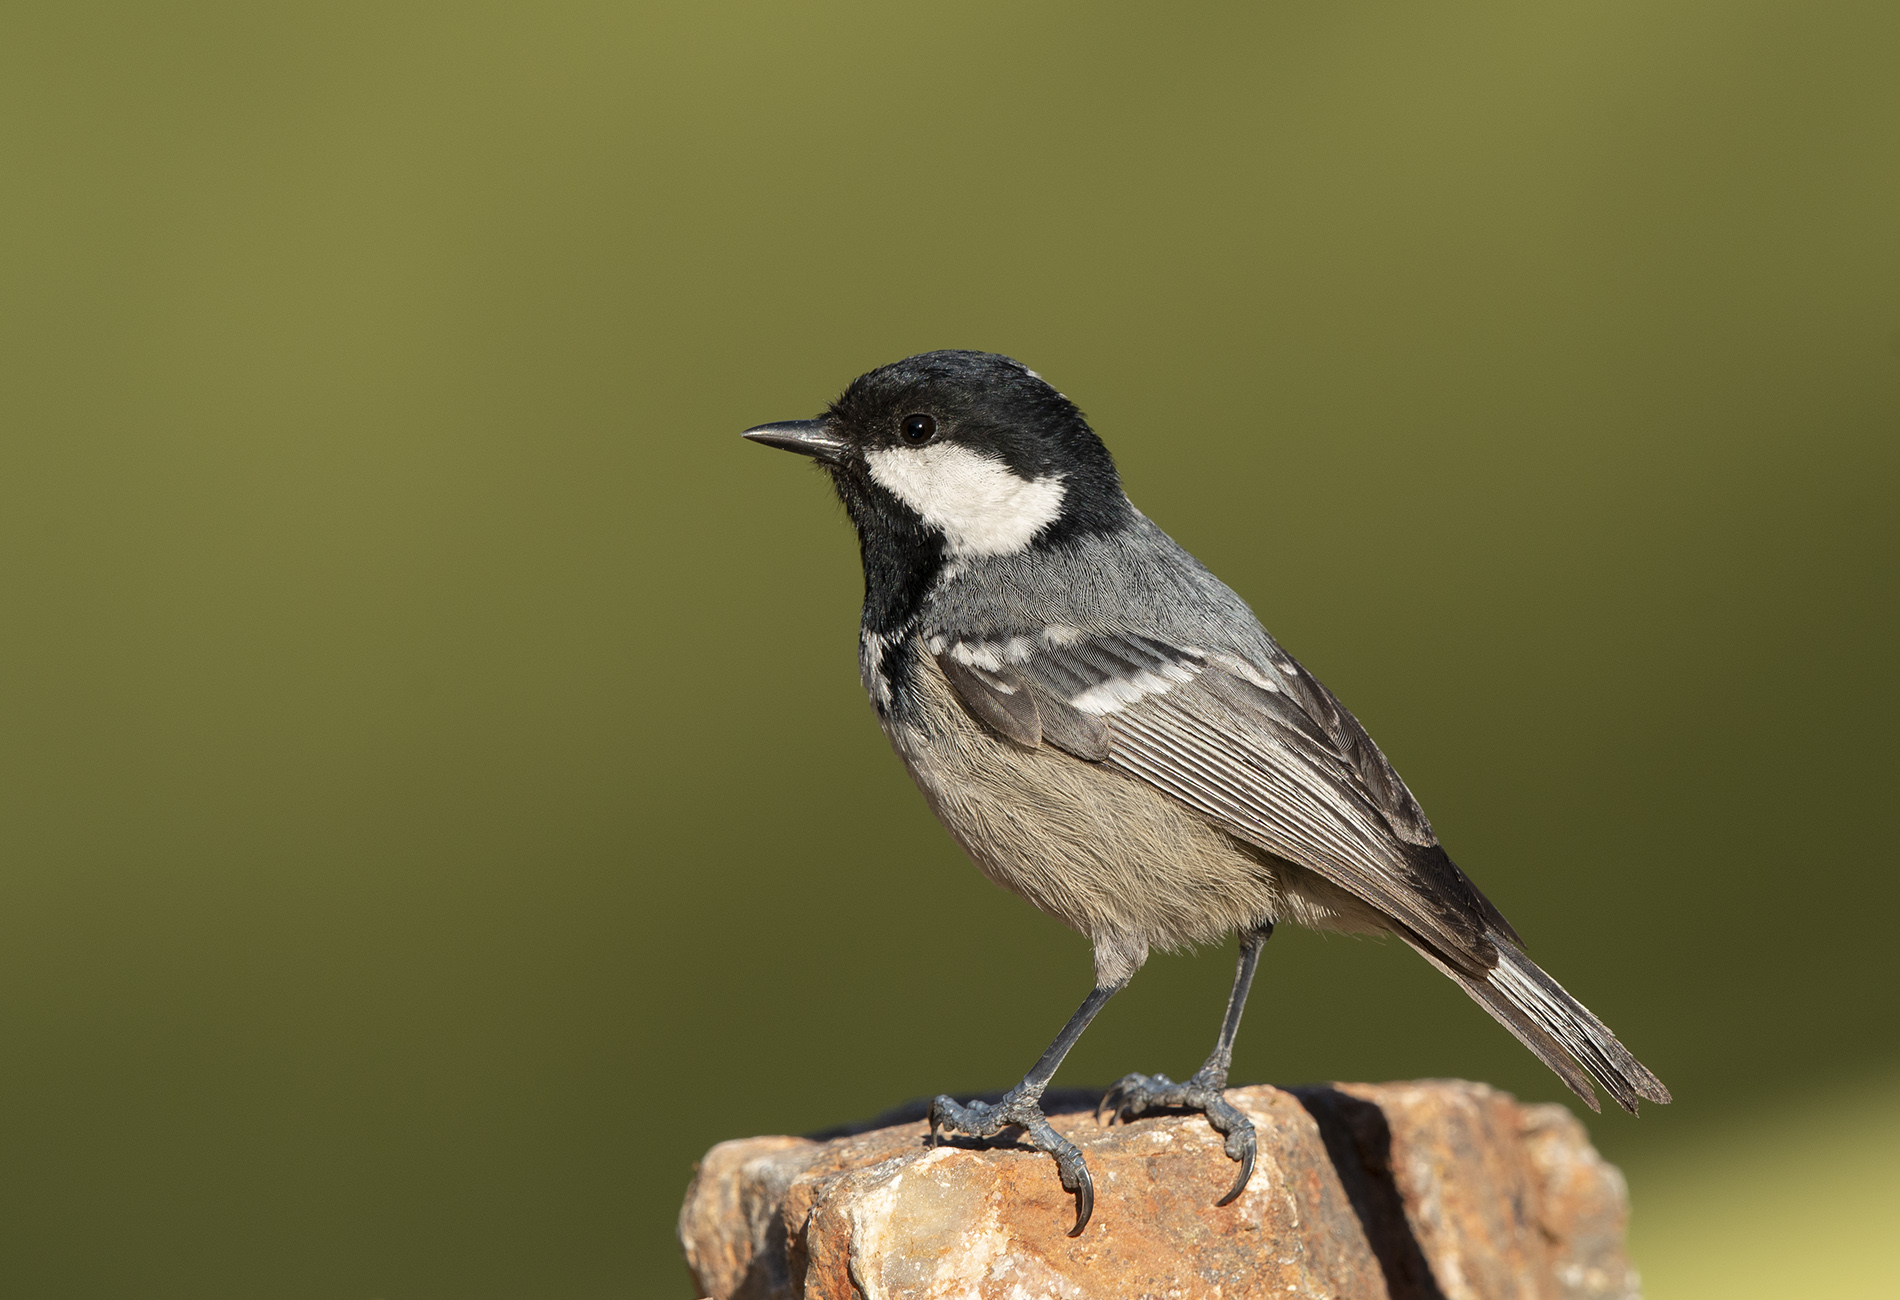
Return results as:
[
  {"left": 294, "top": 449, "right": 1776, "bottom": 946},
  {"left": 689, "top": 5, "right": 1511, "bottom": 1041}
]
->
[{"left": 742, "top": 349, "right": 1669, "bottom": 1236}]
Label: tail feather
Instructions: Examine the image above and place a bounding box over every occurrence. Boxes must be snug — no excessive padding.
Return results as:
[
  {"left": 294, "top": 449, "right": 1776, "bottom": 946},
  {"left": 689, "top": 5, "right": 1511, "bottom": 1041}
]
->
[{"left": 1403, "top": 930, "right": 1671, "bottom": 1115}]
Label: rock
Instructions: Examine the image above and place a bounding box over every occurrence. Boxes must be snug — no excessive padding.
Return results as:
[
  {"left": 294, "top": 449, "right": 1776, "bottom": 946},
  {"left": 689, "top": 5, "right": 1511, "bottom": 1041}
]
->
[{"left": 678, "top": 1080, "right": 1640, "bottom": 1300}]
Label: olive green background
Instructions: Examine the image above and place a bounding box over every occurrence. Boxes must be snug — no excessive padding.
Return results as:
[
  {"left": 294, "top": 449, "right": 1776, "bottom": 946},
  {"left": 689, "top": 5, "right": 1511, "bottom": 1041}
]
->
[{"left": 3, "top": 3, "right": 1896, "bottom": 1296}]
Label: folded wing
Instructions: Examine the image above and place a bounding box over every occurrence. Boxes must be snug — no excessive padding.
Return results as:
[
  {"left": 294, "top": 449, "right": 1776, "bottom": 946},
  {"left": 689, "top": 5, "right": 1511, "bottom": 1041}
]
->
[
  {"left": 933, "top": 629, "right": 1509, "bottom": 972},
  {"left": 930, "top": 627, "right": 1669, "bottom": 1113}
]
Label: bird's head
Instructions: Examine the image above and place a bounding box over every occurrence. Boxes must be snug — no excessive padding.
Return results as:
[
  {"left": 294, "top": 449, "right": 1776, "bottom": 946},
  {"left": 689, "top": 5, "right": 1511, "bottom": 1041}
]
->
[{"left": 744, "top": 350, "right": 1131, "bottom": 560}]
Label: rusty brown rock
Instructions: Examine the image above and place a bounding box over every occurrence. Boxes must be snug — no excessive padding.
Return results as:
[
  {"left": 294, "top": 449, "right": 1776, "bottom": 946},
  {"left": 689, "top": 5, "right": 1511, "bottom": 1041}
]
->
[{"left": 679, "top": 1080, "right": 1640, "bottom": 1300}]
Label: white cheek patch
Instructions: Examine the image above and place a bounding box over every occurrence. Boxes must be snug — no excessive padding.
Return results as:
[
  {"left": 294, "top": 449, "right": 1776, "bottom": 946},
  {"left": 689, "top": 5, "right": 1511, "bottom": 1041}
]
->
[{"left": 865, "top": 444, "right": 1067, "bottom": 557}]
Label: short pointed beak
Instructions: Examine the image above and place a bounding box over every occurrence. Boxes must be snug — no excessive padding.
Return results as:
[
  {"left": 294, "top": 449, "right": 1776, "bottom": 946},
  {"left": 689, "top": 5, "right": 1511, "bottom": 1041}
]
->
[{"left": 741, "top": 419, "right": 849, "bottom": 466}]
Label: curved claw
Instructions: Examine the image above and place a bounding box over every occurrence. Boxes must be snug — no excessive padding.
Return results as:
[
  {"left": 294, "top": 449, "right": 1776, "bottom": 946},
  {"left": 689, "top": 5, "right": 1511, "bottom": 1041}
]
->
[
  {"left": 931, "top": 1090, "right": 1098, "bottom": 1235},
  {"left": 1066, "top": 1159, "right": 1096, "bottom": 1235},
  {"left": 1101, "top": 1069, "right": 1259, "bottom": 1207},
  {"left": 1216, "top": 1131, "right": 1256, "bottom": 1205}
]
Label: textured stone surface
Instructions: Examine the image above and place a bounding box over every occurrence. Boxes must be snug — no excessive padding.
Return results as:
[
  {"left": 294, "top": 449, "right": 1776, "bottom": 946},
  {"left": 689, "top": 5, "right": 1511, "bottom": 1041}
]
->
[{"left": 679, "top": 1080, "right": 1640, "bottom": 1300}]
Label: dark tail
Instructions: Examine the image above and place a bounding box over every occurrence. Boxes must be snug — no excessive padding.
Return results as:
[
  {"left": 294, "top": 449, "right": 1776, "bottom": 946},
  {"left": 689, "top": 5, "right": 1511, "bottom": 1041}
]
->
[{"left": 1406, "top": 932, "right": 1671, "bottom": 1114}]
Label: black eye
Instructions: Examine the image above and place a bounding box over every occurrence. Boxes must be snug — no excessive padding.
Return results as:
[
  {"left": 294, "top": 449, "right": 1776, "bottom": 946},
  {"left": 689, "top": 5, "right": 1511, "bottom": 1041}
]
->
[{"left": 900, "top": 413, "right": 936, "bottom": 445}]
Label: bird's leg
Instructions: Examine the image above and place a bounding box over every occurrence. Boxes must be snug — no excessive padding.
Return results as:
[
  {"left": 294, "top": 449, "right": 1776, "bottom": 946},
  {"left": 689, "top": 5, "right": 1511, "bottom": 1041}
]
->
[
  {"left": 1099, "top": 921, "right": 1273, "bottom": 1204},
  {"left": 928, "top": 981, "right": 1121, "bottom": 1236}
]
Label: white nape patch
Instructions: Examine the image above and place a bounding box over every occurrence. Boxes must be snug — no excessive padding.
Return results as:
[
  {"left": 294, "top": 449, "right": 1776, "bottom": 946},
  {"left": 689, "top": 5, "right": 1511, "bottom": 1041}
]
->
[
  {"left": 866, "top": 444, "right": 1066, "bottom": 557},
  {"left": 1071, "top": 656, "right": 1204, "bottom": 716}
]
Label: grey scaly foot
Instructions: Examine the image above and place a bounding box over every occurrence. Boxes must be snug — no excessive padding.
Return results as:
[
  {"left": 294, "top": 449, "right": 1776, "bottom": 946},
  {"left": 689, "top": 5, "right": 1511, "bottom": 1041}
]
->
[
  {"left": 1098, "top": 1066, "right": 1257, "bottom": 1204},
  {"left": 929, "top": 1087, "right": 1096, "bottom": 1234}
]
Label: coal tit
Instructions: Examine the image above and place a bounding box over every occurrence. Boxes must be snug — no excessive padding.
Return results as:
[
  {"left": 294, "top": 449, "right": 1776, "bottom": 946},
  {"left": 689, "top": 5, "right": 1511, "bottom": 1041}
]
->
[{"left": 744, "top": 350, "right": 1668, "bottom": 1235}]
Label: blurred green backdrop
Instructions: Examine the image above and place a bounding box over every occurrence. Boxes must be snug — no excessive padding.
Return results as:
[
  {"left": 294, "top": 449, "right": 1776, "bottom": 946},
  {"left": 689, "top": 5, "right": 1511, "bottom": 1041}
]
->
[{"left": 3, "top": 2, "right": 1896, "bottom": 1296}]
